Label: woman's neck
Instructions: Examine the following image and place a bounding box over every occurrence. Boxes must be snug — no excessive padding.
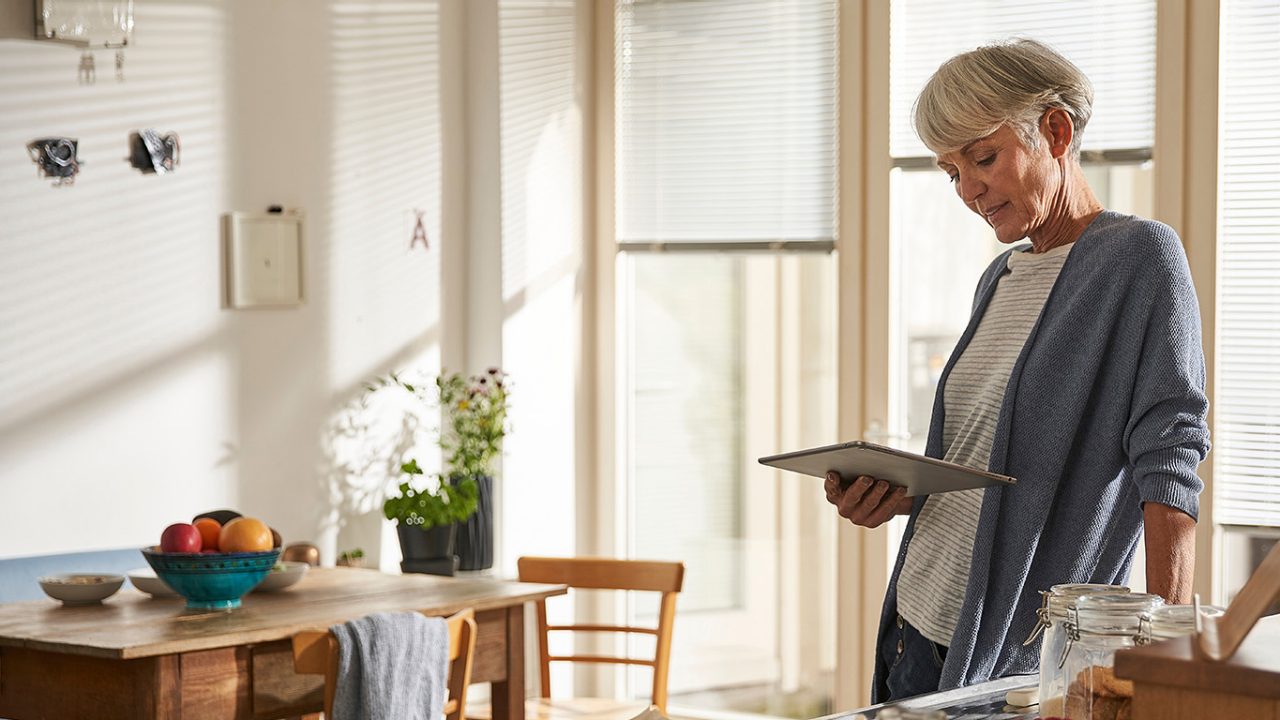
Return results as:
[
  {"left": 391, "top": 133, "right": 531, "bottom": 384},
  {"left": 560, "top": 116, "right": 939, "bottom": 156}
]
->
[{"left": 1028, "top": 162, "right": 1104, "bottom": 253}]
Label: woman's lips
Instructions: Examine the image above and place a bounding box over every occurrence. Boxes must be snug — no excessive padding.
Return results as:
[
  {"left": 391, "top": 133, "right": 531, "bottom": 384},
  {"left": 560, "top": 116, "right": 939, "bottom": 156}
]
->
[{"left": 985, "top": 203, "right": 1008, "bottom": 224}]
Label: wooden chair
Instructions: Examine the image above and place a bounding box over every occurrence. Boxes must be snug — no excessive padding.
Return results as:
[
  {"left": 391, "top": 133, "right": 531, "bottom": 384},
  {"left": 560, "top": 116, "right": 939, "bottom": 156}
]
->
[
  {"left": 292, "top": 608, "right": 477, "bottom": 720},
  {"left": 471, "top": 556, "right": 685, "bottom": 720}
]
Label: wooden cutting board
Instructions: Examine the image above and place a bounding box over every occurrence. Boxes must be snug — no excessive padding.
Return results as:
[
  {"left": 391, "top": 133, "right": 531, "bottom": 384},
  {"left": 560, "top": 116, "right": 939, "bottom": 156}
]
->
[{"left": 1115, "top": 541, "right": 1280, "bottom": 720}]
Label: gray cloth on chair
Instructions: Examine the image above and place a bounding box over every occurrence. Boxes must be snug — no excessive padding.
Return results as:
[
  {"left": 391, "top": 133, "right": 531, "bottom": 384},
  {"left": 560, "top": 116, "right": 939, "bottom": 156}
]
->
[{"left": 330, "top": 611, "right": 449, "bottom": 720}]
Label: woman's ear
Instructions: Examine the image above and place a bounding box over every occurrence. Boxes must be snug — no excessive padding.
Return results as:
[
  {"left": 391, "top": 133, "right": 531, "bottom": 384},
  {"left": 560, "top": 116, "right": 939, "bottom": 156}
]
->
[{"left": 1041, "top": 108, "right": 1075, "bottom": 159}]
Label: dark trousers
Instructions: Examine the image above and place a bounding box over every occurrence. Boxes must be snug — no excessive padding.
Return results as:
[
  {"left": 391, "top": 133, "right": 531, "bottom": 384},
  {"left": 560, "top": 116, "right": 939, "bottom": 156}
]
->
[{"left": 874, "top": 613, "right": 949, "bottom": 703}]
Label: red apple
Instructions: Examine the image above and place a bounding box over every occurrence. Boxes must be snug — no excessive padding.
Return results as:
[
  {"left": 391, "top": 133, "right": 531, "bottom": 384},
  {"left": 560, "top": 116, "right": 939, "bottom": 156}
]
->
[{"left": 160, "top": 523, "right": 202, "bottom": 553}]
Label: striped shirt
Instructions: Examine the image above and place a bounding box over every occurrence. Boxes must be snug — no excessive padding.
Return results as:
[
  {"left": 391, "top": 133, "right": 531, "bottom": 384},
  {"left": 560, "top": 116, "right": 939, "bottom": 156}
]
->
[{"left": 897, "top": 241, "right": 1074, "bottom": 646}]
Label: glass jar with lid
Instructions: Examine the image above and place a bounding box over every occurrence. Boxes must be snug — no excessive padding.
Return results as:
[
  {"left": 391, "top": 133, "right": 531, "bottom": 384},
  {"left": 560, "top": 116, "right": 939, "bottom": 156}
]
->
[
  {"left": 1060, "top": 592, "right": 1164, "bottom": 720},
  {"left": 1141, "top": 603, "right": 1226, "bottom": 643},
  {"left": 1027, "top": 583, "right": 1130, "bottom": 716}
]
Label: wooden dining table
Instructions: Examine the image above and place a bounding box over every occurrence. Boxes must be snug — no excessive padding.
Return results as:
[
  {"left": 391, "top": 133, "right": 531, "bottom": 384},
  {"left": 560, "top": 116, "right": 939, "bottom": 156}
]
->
[{"left": 0, "top": 567, "right": 567, "bottom": 719}]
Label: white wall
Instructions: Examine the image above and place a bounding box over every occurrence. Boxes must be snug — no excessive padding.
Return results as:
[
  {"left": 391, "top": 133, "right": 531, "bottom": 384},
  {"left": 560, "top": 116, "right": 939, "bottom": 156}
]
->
[
  {"left": 0, "top": 0, "right": 443, "bottom": 562},
  {"left": 497, "top": 0, "right": 581, "bottom": 575},
  {"left": 496, "top": 0, "right": 584, "bottom": 695}
]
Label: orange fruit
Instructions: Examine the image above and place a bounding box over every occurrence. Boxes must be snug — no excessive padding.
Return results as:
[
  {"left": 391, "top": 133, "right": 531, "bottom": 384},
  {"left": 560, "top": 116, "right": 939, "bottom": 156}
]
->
[
  {"left": 218, "top": 517, "right": 273, "bottom": 553},
  {"left": 193, "top": 518, "right": 222, "bottom": 551}
]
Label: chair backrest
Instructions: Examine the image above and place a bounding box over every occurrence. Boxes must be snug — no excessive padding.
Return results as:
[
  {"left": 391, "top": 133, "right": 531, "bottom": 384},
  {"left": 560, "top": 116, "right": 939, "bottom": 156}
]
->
[
  {"left": 291, "top": 608, "right": 477, "bottom": 720},
  {"left": 517, "top": 556, "right": 685, "bottom": 712}
]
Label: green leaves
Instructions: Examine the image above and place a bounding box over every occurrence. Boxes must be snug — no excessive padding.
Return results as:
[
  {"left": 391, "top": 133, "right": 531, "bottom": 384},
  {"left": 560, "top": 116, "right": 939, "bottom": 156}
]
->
[
  {"left": 382, "top": 475, "right": 479, "bottom": 529},
  {"left": 376, "top": 369, "right": 509, "bottom": 529}
]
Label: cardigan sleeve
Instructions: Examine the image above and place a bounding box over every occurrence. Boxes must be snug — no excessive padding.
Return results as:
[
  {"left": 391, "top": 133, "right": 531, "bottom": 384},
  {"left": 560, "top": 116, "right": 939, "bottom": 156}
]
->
[{"left": 1122, "top": 230, "right": 1211, "bottom": 520}]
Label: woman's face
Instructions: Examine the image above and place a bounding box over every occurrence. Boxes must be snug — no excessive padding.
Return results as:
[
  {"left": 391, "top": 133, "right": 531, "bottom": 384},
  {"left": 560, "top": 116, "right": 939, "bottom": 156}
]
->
[{"left": 934, "top": 121, "right": 1060, "bottom": 245}]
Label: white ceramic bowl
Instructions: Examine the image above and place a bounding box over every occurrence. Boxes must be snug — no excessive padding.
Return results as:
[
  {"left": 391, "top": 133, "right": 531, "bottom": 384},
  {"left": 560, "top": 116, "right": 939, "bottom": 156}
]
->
[
  {"left": 126, "top": 567, "right": 180, "bottom": 598},
  {"left": 38, "top": 574, "right": 125, "bottom": 605},
  {"left": 253, "top": 561, "right": 309, "bottom": 592}
]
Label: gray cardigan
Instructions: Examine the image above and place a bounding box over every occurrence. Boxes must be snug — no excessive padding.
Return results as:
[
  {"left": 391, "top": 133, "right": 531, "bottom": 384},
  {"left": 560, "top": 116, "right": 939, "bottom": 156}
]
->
[{"left": 871, "top": 211, "right": 1211, "bottom": 699}]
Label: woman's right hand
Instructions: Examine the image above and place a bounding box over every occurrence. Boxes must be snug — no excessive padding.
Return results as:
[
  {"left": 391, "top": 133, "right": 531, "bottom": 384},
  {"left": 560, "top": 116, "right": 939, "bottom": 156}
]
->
[{"left": 824, "top": 471, "right": 911, "bottom": 528}]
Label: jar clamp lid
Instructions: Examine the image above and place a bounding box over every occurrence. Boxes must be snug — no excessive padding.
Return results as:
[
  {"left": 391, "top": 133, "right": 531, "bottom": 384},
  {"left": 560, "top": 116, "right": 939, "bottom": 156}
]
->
[
  {"left": 1050, "top": 583, "right": 1133, "bottom": 619},
  {"left": 1057, "top": 592, "right": 1163, "bottom": 668},
  {"left": 1073, "top": 592, "right": 1165, "bottom": 635},
  {"left": 1143, "top": 603, "right": 1226, "bottom": 643},
  {"left": 1023, "top": 583, "right": 1131, "bottom": 646}
]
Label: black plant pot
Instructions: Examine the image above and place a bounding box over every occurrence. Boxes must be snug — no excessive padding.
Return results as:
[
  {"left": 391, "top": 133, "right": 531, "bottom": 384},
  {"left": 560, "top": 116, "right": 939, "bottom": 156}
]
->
[
  {"left": 453, "top": 475, "right": 494, "bottom": 571},
  {"left": 397, "top": 522, "right": 456, "bottom": 562}
]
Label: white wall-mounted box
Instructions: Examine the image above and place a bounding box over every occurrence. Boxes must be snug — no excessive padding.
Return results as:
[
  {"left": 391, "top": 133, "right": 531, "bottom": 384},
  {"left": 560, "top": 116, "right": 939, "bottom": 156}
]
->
[{"left": 222, "top": 211, "right": 304, "bottom": 309}]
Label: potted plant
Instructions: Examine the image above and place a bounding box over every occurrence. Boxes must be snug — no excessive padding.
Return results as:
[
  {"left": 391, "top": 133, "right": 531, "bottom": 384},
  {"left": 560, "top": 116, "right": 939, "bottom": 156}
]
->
[
  {"left": 375, "top": 369, "right": 510, "bottom": 571},
  {"left": 437, "top": 369, "right": 509, "bottom": 571},
  {"left": 383, "top": 458, "right": 478, "bottom": 565},
  {"left": 335, "top": 548, "right": 365, "bottom": 568}
]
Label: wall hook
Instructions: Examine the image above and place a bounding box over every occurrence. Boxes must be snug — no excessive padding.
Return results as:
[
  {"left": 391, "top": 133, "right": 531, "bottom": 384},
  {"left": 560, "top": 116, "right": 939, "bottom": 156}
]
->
[
  {"left": 27, "top": 137, "right": 82, "bottom": 187},
  {"left": 78, "top": 52, "right": 95, "bottom": 84},
  {"left": 128, "top": 130, "right": 180, "bottom": 174}
]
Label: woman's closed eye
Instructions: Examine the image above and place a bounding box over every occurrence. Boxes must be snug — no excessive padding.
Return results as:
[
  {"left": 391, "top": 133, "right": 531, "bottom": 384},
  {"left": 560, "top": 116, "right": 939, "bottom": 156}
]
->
[{"left": 945, "top": 154, "right": 995, "bottom": 183}]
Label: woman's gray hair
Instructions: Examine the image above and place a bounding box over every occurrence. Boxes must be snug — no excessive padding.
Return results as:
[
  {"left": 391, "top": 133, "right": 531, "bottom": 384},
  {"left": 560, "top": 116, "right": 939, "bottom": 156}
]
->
[{"left": 913, "top": 39, "right": 1094, "bottom": 158}]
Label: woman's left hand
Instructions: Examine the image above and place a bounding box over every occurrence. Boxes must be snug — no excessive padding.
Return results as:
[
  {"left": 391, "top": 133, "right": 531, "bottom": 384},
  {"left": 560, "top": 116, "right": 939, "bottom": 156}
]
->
[{"left": 825, "top": 471, "right": 911, "bottom": 528}]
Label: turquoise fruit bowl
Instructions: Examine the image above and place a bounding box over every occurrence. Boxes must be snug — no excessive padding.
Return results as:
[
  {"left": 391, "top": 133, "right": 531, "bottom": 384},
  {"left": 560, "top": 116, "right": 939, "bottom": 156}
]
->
[{"left": 141, "top": 547, "right": 280, "bottom": 610}]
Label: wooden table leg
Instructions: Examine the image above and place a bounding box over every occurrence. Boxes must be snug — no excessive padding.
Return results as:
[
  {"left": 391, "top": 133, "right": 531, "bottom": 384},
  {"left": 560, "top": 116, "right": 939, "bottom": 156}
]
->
[
  {"left": 490, "top": 604, "right": 525, "bottom": 720},
  {"left": 146, "top": 655, "right": 182, "bottom": 718}
]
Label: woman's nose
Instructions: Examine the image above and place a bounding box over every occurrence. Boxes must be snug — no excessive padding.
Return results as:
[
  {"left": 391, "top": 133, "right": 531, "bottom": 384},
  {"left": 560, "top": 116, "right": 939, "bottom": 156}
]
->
[{"left": 956, "top": 173, "right": 984, "bottom": 204}]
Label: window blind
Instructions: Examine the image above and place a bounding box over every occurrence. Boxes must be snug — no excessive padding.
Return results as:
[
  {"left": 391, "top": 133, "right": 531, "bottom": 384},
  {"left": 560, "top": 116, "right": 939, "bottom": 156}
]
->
[
  {"left": 615, "top": 0, "right": 838, "bottom": 243},
  {"left": 1216, "top": 0, "right": 1280, "bottom": 527},
  {"left": 889, "top": 0, "right": 1156, "bottom": 158}
]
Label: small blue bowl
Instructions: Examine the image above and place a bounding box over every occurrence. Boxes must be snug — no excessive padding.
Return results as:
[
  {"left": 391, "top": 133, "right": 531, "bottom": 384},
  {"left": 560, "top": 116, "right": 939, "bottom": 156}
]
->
[{"left": 141, "top": 547, "right": 280, "bottom": 610}]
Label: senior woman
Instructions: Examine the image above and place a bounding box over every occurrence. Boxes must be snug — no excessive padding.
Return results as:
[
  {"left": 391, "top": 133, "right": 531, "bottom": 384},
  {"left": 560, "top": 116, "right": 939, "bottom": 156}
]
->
[{"left": 824, "top": 39, "right": 1210, "bottom": 702}]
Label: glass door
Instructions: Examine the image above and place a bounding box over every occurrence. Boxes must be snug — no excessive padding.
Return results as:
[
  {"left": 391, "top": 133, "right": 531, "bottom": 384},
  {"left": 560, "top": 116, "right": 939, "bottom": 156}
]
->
[
  {"left": 620, "top": 252, "right": 837, "bottom": 717},
  {"left": 609, "top": 1, "right": 840, "bottom": 714}
]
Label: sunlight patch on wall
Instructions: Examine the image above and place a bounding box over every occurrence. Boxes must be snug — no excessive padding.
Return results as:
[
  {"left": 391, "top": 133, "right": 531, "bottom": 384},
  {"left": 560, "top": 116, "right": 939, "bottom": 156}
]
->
[
  {"left": 499, "top": 0, "right": 579, "bottom": 302},
  {"left": 498, "top": 0, "right": 580, "bottom": 558},
  {"left": 326, "top": 1, "right": 442, "bottom": 388},
  {"left": 0, "top": 351, "right": 236, "bottom": 556},
  {"left": 0, "top": 1, "right": 228, "bottom": 431}
]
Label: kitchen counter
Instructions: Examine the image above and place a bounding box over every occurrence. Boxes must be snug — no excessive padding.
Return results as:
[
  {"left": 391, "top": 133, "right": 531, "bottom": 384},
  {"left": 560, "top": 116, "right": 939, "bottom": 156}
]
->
[{"left": 819, "top": 675, "right": 1040, "bottom": 720}]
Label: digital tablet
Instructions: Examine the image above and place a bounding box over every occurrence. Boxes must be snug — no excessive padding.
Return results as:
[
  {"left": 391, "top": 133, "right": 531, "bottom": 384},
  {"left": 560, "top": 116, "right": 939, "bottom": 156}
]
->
[{"left": 758, "top": 440, "right": 1016, "bottom": 497}]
